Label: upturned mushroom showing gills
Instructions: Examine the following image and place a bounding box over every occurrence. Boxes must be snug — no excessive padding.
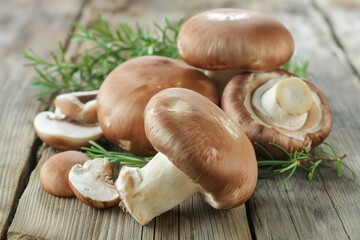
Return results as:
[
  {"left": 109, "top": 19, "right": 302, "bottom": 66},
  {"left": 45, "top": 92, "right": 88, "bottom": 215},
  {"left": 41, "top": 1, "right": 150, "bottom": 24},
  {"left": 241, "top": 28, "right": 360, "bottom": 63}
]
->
[
  {"left": 116, "top": 88, "right": 257, "bottom": 225},
  {"left": 34, "top": 90, "right": 102, "bottom": 150},
  {"left": 97, "top": 56, "right": 218, "bottom": 156},
  {"left": 177, "top": 8, "right": 294, "bottom": 92},
  {"left": 54, "top": 90, "right": 98, "bottom": 123},
  {"left": 222, "top": 69, "right": 333, "bottom": 159}
]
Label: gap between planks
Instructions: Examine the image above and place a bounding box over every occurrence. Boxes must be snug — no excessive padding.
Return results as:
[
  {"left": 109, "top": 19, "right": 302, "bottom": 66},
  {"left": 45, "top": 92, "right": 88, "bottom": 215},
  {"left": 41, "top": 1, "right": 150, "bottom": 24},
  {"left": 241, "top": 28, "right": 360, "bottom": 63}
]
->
[
  {"left": 311, "top": 0, "right": 360, "bottom": 80},
  {"left": 1, "top": 0, "right": 91, "bottom": 239}
]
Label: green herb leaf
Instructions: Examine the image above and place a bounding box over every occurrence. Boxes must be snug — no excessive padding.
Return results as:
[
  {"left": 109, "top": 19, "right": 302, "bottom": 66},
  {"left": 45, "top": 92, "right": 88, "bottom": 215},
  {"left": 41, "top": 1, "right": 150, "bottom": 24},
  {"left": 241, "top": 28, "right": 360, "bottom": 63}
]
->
[
  {"left": 257, "top": 142, "right": 355, "bottom": 186},
  {"left": 82, "top": 141, "right": 152, "bottom": 168},
  {"left": 24, "top": 15, "right": 183, "bottom": 99}
]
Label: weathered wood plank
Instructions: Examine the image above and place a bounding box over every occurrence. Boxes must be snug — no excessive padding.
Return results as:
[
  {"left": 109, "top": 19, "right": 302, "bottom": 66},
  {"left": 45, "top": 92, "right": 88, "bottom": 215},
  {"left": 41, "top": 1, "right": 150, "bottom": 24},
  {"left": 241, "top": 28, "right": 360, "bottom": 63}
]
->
[
  {"left": 6, "top": 0, "right": 360, "bottom": 239},
  {"left": 313, "top": 0, "right": 360, "bottom": 77},
  {"left": 249, "top": 0, "right": 360, "bottom": 239},
  {"left": 0, "top": 0, "right": 84, "bottom": 238},
  {"left": 8, "top": 0, "right": 254, "bottom": 239}
]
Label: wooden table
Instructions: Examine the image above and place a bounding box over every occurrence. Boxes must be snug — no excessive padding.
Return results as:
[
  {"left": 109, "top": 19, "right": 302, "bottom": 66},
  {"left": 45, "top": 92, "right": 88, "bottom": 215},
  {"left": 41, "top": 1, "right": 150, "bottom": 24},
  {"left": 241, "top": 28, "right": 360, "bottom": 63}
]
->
[{"left": 1, "top": 0, "right": 360, "bottom": 239}]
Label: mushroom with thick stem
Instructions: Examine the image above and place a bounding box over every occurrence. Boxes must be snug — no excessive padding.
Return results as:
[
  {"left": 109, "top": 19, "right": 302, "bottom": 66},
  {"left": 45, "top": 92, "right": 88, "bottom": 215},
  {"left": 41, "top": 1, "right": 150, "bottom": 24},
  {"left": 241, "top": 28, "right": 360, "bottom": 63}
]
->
[
  {"left": 39, "top": 151, "right": 90, "bottom": 197},
  {"left": 97, "top": 56, "right": 218, "bottom": 156},
  {"left": 221, "top": 69, "right": 333, "bottom": 159},
  {"left": 177, "top": 8, "right": 294, "bottom": 93},
  {"left": 116, "top": 88, "right": 258, "bottom": 225},
  {"left": 68, "top": 158, "right": 120, "bottom": 208},
  {"left": 34, "top": 90, "right": 102, "bottom": 150}
]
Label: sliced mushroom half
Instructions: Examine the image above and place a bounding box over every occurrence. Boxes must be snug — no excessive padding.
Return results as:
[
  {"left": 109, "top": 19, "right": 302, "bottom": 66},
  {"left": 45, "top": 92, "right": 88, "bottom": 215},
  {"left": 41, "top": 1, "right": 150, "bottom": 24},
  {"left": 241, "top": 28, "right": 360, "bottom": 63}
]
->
[
  {"left": 54, "top": 90, "right": 98, "bottom": 123},
  {"left": 69, "top": 158, "right": 120, "bottom": 208},
  {"left": 222, "top": 69, "right": 332, "bottom": 159}
]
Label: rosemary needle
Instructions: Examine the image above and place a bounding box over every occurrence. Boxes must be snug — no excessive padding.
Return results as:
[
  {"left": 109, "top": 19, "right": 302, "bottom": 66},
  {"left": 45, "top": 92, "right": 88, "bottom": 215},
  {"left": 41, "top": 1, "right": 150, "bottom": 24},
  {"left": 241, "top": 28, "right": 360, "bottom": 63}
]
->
[
  {"left": 256, "top": 142, "right": 356, "bottom": 186},
  {"left": 82, "top": 141, "right": 152, "bottom": 168}
]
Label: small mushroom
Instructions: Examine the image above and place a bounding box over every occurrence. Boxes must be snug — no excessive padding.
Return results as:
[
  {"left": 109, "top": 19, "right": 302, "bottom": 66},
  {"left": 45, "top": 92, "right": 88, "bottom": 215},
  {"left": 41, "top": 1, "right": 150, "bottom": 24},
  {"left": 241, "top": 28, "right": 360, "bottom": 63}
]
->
[
  {"left": 34, "top": 91, "right": 102, "bottom": 150},
  {"left": 177, "top": 8, "right": 294, "bottom": 92},
  {"left": 54, "top": 90, "right": 98, "bottom": 123},
  {"left": 222, "top": 69, "right": 333, "bottom": 159},
  {"left": 34, "top": 111, "right": 102, "bottom": 150},
  {"left": 68, "top": 158, "right": 120, "bottom": 208},
  {"left": 97, "top": 56, "right": 218, "bottom": 156},
  {"left": 116, "top": 88, "right": 257, "bottom": 225},
  {"left": 40, "top": 151, "right": 90, "bottom": 197}
]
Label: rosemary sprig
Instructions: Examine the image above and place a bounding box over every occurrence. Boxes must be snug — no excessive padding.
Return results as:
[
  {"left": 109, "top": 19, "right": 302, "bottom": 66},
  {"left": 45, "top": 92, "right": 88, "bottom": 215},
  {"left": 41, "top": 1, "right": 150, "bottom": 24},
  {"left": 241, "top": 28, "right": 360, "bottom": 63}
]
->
[
  {"left": 82, "top": 141, "right": 152, "bottom": 168},
  {"left": 282, "top": 56, "right": 310, "bottom": 78},
  {"left": 256, "top": 142, "right": 356, "bottom": 187},
  {"left": 24, "top": 15, "right": 183, "bottom": 99},
  {"left": 24, "top": 14, "right": 310, "bottom": 99}
]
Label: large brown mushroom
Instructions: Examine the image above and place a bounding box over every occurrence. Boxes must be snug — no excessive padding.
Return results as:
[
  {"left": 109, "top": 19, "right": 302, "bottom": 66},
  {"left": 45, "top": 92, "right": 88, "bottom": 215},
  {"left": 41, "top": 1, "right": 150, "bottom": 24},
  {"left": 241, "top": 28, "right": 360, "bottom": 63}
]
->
[
  {"left": 222, "top": 69, "right": 333, "bottom": 159},
  {"left": 116, "top": 88, "right": 257, "bottom": 225},
  {"left": 177, "top": 8, "right": 294, "bottom": 92},
  {"left": 97, "top": 56, "right": 218, "bottom": 156}
]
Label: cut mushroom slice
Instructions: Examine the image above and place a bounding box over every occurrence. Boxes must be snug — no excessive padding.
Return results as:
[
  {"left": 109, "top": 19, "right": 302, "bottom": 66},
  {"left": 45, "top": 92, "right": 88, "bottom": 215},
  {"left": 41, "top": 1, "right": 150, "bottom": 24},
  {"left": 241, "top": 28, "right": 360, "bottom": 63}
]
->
[
  {"left": 69, "top": 158, "right": 120, "bottom": 208},
  {"left": 97, "top": 56, "right": 218, "bottom": 156},
  {"left": 34, "top": 111, "right": 102, "bottom": 150},
  {"left": 40, "top": 151, "right": 90, "bottom": 197},
  {"left": 177, "top": 8, "right": 294, "bottom": 92},
  {"left": 116, "top": 88, "right": 257, "bottom": 225},
  {"left": 54, "top": 90, "right": 98, "bottom": 124},
  {"left": 222, "top": 69, "right": 333, "bottom": 159}
]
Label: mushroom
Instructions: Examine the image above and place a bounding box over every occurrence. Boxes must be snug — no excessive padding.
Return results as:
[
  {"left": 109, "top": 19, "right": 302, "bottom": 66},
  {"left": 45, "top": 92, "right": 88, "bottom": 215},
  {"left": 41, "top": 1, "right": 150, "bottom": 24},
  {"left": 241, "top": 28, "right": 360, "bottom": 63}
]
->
[
  {"left": 34, "top": 90, "right": 102, "bottom": 150},
  {"left": 39, "top": 151, "right": 89, "bottom": 197},
  {"left": 177, "top": 8, "right": 294, "bottom": 92},
  {"left": 34, "top": 112, "right": 102, "bottom": 150},
  {"left": 54, "top": 90, "right": 98, "bottom": 123},
  {"left": 221, "top": 69, "right": 333, "bottom": 159},
  {"left": 97, "top": 56, "right": 218, "bottom": 156},
  {"left": 116, "top": 88, "right": 257, "bottom": 225},
  {"left": 68, "top": 158, "right": 120, "bottom": 208}
]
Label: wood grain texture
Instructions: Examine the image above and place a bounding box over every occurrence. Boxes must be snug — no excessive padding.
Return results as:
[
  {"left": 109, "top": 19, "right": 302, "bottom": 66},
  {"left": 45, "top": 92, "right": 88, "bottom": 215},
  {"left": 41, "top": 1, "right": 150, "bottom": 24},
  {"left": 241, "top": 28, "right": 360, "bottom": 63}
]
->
[
  {"left": 0, "top": 0, "right": 84, "bottom": 238},
  {"left": 7, "top": 0, "right": 254, "bottom": 239},
  {"left": 4, "top": 0, "right": 360, "bottom": 239},
  {"left": 248, "top": 0, "right": 360, "bottom": 239},
  {"left": 313, "top": 0, "right": 360, "bottom": 77}
]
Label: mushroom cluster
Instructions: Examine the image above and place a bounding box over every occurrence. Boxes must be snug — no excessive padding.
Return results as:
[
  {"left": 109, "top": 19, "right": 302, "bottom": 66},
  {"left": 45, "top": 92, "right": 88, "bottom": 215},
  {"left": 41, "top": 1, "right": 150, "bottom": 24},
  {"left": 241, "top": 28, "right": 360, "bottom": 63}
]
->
[
  {"left": 34, "top": 7, "right": 333, "bottom": 226},
  {"left": 97, "top": 56, "right": 218, "bottom": 156},
  {"left": 40, "top": 151, "right": 120, "bottom": 208},
  {"left": 177, "top": 8, "right": 332, "bottom": 158}
]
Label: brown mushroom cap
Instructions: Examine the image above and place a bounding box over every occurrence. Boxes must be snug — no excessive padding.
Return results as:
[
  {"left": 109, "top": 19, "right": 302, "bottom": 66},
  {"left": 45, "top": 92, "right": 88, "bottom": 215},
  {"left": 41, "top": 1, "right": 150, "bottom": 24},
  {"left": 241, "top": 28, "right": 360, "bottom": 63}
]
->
[
  {"left": 97, "top": 56, "right": 218, "bottom": 156},
  {"left": 177, "top": 8, "right": 294, "bottom": 71},
  {"left": 144, "top": 88, "right": 257, "bottom": 209},
  {"left": 39, "top": 151, "right": 89, "bottom": 197},
  {"left": 221, "top": 69, "right": 333, "bottom": 159}
]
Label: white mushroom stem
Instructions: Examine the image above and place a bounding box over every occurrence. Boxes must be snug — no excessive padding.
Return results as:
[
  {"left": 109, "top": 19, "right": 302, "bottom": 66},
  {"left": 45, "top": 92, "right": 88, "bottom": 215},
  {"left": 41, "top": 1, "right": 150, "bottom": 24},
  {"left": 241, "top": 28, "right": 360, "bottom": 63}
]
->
[
  {"left": 115, "top": 152, "right": 200, "bottom": 225},
  {"left": 205, "top": 69, "right": 243, "bottom": 93},
  {"left": 52, "top": 107, "right": 66, "bottom": 120},
  {"left": 253, "top": 77, "right": 314, "bottom": 130}
]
